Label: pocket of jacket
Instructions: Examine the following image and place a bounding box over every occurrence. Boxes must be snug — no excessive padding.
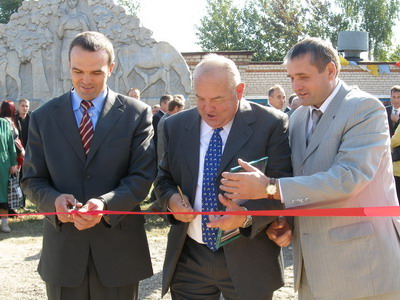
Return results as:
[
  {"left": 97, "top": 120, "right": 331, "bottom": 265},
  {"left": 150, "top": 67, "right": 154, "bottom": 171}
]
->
[{"left": 329, "top": 221, "right": 374, "bottom": 242}]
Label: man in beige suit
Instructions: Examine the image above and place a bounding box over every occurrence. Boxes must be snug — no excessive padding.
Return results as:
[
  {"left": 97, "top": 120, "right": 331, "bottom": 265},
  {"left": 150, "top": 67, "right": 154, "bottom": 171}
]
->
[{"left": 218, "top": 38, "right": 400, "bottom": 300}]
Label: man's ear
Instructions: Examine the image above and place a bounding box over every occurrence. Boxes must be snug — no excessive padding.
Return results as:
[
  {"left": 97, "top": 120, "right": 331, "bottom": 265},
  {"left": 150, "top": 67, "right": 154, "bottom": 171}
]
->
[{"left": 236, "top": 82, "right": 245, "bottom": 99}]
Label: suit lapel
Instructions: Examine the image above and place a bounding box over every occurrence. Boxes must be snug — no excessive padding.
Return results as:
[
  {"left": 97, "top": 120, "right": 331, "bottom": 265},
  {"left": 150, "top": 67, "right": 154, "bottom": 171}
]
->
[
  {"left": 86, "top": 89, "right": 124, "bottom": 166},
  {"left": 303, "top": 84, "right": 352, "bottom": 163},
  {"left": 52, "top": 92, "right": 86, "bottom": 164},
  {"left": 291, "top": 106, "right": 309, "bottom": 162},
  {"left": 219, "top": 100, "right": 254, "bottom": 174},
  {"left": 183, "top": 110, "right": 201, "bottom": 203}
]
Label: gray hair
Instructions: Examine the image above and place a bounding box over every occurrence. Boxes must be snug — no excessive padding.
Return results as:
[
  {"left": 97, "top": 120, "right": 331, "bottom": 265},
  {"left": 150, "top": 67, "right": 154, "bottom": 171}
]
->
[{"left": 193, "top": 54, "right": 241, "bottom": 89}]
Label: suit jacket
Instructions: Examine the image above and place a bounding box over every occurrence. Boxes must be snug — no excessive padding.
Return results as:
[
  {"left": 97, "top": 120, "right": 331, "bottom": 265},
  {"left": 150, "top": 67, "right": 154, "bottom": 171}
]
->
[
  {"left": 386, "top": 105, "right": 399, "bottom": 137},
  {"left": 280, "top": 83, "right": 400, "bottom": 300},
  {"left": 152, "top": 109, "right": 165, "bottom": 152},
  {"left": 21, "top": 89, "right": 156, "bottom": 287},
  {"left": 157, "top": 112, "right": 170, "bottom": 167},
  {"left": 155, "top": 99, "right": 292, "bottom": 300}
]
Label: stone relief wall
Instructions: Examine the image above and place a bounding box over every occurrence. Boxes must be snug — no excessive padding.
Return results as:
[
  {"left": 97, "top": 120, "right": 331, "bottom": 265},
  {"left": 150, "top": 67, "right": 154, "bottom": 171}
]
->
[{"left": 0, "top": 0, "right": 192, "bottom": 106}]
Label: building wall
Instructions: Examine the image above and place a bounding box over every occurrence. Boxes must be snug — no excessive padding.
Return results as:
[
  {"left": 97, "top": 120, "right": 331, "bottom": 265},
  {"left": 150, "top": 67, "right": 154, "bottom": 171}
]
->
[{"left": 182, "top": 51, "right": 400, "bottom": 107}]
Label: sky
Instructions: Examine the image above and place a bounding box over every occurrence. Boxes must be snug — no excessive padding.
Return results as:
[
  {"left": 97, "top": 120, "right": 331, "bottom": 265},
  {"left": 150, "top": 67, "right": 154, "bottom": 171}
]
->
[
  {"left": 136, "top": 0, "right": 400, "bottom": 56},
  {"left": 137, "top": 0, "right": 207, "bottom": 52}
]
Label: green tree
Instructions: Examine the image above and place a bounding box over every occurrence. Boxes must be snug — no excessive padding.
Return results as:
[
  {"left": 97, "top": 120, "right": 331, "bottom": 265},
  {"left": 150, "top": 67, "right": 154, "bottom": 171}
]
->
[
  {"left": 257, "top": 0, "right": 304, "bottom": 61},
  {"left": 0, "top": 0, "right": 23, "bottom": 24},
  {"left": 196, "top": 0, "right": 244, "bottom": 51},
  {"left": 117, "top": 0, "right": 141, "bottom": 16},
  {"left": 303, "top": 0, "right": 350, "bottom": 48},
  {"left": 337, "top": 0, "right": 400, "bottom": 60}
]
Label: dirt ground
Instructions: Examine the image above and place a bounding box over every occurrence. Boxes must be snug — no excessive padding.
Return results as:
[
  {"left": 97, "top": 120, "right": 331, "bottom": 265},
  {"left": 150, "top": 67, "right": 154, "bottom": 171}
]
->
[{"left": 0, "top": 216, "right": 297, "bottom": 300}]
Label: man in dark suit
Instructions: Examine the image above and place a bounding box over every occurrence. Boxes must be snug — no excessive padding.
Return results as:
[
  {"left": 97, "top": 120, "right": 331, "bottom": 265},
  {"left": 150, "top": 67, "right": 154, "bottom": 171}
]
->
[
  {"left": 21, "top": 31, "right": 156, "bottom": 300},
  {"left": 386, "top": 86, "right": 400, "bottom": 137},
  {"left": 152, "top": 94, "right": 172, "bottom": 160},
  {"left": 154, "top": 54, "right": 292, "bottom": 300}
]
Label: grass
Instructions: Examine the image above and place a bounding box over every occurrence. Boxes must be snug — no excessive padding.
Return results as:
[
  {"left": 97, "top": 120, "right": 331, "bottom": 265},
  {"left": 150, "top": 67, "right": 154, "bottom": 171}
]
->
[{"left": 3, "top": 200, "right": 44, "bottom": 239}]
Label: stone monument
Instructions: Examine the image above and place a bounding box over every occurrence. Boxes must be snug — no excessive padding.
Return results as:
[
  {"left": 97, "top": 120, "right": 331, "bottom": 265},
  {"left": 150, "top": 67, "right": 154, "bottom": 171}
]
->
[{"left": 0, "top": 0, "right": 192, "bottom": 108}]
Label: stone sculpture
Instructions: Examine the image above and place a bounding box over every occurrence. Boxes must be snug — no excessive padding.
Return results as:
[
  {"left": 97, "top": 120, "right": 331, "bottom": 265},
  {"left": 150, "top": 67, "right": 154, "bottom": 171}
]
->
[{"left": 0, "top": 0, "right": 191, "bottom": 107}]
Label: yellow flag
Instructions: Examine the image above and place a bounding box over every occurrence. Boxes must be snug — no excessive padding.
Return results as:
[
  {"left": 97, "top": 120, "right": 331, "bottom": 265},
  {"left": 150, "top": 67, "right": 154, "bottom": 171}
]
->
[
  {"left": 339, "top": 57, "right": 350, "bottom": 66},
  {"left": 366, "top": 65, "right": 379, "bottom": 76}
]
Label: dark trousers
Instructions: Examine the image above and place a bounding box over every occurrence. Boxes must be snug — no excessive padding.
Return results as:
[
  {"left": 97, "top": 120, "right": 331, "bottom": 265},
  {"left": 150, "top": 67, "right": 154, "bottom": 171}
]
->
[
  {"left": 170, "top": 236, "right": 273, "bottom": 300},
  {"left": 46, "top": 252, "right": 139, "bottom": 300},
  {"left": 395, "top": 176, "right": 400, "bottom": 204}
]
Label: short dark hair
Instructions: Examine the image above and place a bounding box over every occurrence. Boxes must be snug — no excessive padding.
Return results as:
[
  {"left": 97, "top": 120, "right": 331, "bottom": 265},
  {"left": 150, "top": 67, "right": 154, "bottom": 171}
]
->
[
  {"left": 268, "top": 85, "right": 284, "bottom": 98},
  {"left": 159, "top": 94, "right": 173, "bottom": 106},
  {"left": 168, "top": 96, "right": 185, "bottom": 112},
  {"left": 285, "top": 37, "right": 340, "bottom": 77},
  {"left": 391, "top": 86, "right": 400, "bottom": 95},
  {"left": 69, "top": 31, "right": 115, "bottom": 66}
]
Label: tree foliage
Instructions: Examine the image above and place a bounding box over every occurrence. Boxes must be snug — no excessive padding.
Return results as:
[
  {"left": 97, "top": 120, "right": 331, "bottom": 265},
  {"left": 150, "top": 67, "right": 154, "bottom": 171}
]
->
[
  {"left": 196, "top": 0, "right": 244, "bottom": 51},
  {"left": 0, "top": 0, "right": 23, "bottom": 24},
  {"left": 196, "top": 0, "right": 400, "bottom": 61}
]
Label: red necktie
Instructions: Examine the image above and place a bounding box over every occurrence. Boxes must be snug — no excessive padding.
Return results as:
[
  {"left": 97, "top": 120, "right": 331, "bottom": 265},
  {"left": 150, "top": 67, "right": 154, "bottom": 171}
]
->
[{"left": 79, "top": 100, "right": 94, "bottom": 155}]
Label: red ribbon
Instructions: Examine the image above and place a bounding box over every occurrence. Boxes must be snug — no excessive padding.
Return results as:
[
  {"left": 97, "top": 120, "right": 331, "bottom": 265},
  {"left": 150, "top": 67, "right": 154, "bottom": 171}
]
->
[{"left": 1, "top": 206, "right": 400, "bottom": 217}]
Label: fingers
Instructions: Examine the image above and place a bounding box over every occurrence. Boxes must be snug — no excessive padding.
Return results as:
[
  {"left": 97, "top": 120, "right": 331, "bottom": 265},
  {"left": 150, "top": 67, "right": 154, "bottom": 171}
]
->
[
  {"left": 55, "top": 194, "right": 76, "bottom": 223},
  {"left": 273, "top": 230, "right": 293, "bottom": 247},
  {"left": 168, "top": 193, "right": 196, "bottom": 223},
  {"left": 237, "top": 158, "right": 259, "bottom": 172},
  {"left": 266, "top": 218, "right": 293, "bottom": 247}
]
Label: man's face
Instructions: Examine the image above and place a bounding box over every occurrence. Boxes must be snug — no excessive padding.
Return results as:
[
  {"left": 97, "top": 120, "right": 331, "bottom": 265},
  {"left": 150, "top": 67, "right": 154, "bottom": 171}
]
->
[
  {"left": 18, "top": 101, "right": 29, "bottom": 115},
  {"left": 268, "top": 88, "right": 286, "bottom": 110},
  {"left": 160, "top": 100, "right": 170, "bottom": 112},
  {"left": 128, "top": 90, "right": 139, "bottom": 99},
  {"left": 391, "top": 91, "right": 400, "bottom": 109},
  {"left": 287, "top": 53, "right": 337, "bottom": 108},
  {"left": 195, "top": 70, "right": 243, "bottom": 128},
  {"left": 70, "top": 46, "right": 114, "bottom": 101}
]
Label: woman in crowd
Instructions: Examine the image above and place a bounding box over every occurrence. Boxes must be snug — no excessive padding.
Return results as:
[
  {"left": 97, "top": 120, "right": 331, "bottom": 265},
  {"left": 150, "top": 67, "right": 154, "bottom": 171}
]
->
[{"left": 0, "top": 101, "right": 18, "bottom": 233}]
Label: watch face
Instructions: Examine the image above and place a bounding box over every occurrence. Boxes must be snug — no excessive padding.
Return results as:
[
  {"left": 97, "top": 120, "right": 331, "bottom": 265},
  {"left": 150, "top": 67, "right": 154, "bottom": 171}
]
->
[{"left": 267, "top": 184, "right": 277, "bottom": 195}]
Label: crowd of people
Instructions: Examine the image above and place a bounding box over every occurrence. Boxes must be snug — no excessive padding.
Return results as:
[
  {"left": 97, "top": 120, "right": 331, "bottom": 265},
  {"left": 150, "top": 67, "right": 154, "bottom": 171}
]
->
[{"left": 0, "top": 30, "right": 399, "bottom": 300}]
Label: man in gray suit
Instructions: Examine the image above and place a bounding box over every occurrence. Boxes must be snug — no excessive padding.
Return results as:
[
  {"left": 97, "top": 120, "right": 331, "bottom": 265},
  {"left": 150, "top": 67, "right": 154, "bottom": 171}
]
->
[
  {"left": 219, "top": 38, "right": 400, "bottom": 300},
  {"left": 21, "top": 31, "right": 156, "bottom": 300},
  {"left": 154, "top": 54, "right": 292, "bottom": 300}
]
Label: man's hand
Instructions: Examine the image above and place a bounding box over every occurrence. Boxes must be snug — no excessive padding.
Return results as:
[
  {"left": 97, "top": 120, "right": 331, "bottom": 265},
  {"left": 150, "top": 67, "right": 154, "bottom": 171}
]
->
[
  {"left": 206, "top": 194, "right": 246, "bottom": 231},
  {"left": 391, "top": 113, "right": 400, "bottom": 124},
  {"left": 266, "top": 217, "right": 292, "bottom": 247},
  {"left": 220, "top": 159, "right": 270, "bottom": 200},
  {"left": 9, "top": 165, "right": 18, "bottom": 175},
  {"left": 73, "top": 198, "right": 104, "bottom": 230},
  {"left": 168, "top": 193, "right": 195, "bottom": 223},
  {"left": 55, "top": 194, "right": 82, "bottom": 224}
]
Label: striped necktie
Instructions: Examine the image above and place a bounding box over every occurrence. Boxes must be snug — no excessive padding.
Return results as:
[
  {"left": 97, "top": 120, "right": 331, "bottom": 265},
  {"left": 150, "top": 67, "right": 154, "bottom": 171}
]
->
[
  {"left": 201, "top": 128, "right": 223, "bottom": 252},
  {"left": 79, "top": 100, "right": 94, "bottom": 155}
]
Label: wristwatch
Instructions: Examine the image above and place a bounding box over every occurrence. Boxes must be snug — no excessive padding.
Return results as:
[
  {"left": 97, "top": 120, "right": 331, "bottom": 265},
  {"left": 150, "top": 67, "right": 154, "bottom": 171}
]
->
[
  {"left": 241, "top": 207, "right": 253, "bottom": 228},
  {"left": 266, "top": 178, "right": 277, "bottom": 198}
]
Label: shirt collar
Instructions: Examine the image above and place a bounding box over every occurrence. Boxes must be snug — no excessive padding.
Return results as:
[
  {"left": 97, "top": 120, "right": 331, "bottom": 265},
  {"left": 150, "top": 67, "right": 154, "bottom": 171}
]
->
[
  {"left": 309, "top": 79, "right": 342, "bottom": 114},
  {"left": 200, "top": 118, "right": 234, "bottom": 139},
  {"left": 71, "top": 88, "right": 108, "bottom": 113}
]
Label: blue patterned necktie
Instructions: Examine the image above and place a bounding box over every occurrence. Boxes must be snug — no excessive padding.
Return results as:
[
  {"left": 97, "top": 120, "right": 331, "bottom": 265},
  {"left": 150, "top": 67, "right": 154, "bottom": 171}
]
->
[{"left": 202, "top": 127, "right": 223, "bottom": 252}]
